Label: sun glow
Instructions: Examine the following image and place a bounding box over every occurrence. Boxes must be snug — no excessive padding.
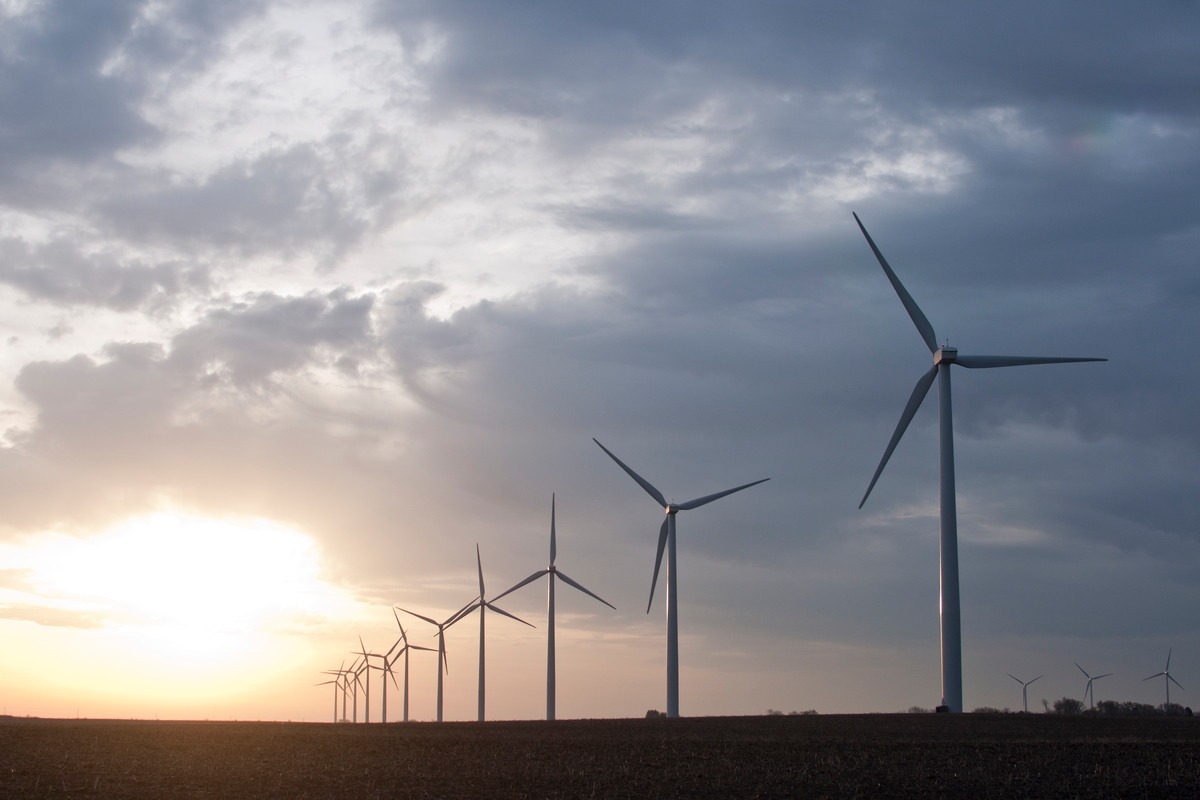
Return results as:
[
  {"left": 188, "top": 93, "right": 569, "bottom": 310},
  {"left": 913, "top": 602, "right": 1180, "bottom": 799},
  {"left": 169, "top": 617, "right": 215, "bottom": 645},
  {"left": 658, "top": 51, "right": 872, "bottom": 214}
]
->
[{"left": 0, "top": 514, "right": 357, "bottom": 662}]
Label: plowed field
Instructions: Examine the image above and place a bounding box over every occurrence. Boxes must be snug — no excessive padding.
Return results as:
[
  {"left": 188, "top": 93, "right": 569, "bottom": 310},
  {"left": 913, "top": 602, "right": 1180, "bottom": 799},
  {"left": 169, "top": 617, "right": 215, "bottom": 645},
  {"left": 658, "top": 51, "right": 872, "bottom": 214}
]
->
[{"left": 3, "top": 713, "right": 1198, "bottom": 798}]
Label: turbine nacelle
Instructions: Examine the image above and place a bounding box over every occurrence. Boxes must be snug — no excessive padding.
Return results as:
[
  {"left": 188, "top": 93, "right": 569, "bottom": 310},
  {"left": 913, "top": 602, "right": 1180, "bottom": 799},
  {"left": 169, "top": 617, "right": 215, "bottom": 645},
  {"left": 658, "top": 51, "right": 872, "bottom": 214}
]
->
[{"left": 933, "top": 347, "right": 957, "bottom": 365}]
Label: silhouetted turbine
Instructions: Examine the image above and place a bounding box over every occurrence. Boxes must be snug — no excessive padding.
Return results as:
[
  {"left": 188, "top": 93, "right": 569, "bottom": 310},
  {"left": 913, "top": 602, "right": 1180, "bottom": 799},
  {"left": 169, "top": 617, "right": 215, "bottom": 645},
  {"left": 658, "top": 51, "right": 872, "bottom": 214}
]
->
[
  {"left": 396, "top": 599, "right": 475, "bottom": 722},
  {"left": 854, "top": 212, "right": 1106, "bottom": 713},
  {"left": 447, "top": 545, "right": 534, "bottom": 721},
  {"left": 493, "top": 494, "right": 615, "bottom": 720},
  {"left": 594, "top": 438, "right": 768, "bottom": 718},
  {"left": 1143, "top": 648, "right": 1184, "bottom": 707},
  {"left": 1007, "top": 673, "right": 1041, "bottom": 713},
  {"left": 1075, "top": 663, "right": 1112, "bottom": 710}
]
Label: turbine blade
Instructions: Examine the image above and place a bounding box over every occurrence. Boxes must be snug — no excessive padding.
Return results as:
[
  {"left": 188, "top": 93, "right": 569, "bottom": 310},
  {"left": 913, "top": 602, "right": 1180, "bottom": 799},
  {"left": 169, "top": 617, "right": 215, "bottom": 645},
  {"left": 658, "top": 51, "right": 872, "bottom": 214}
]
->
[
  {"left": 1075, "top": 662, "right": 1089, "bottom": 679},
  {"left": 647, "top": 517, "right": 669, "bottom": 614},
  {"left": 1096, "top": 673, "right": 1113, "bottom": 680},
  {"left": 1029, "top": 675, "right": 1043, "bottom": 684},
  {"left": 1008, "top": 673, "right": 1022, "bottom": 685},
  {"left": 853, "top": 212, "right": 937, "bottom": 354},
  {"left": 593, "top": 438, "right": 667, "bottom": 508},
  {"left": 395, "top": 606, "right": 438, "bottom": 628},
  {"left": 444, "top": 601, "right": 481, "bottom": 629},
  {"left": 442, "top": 598, "right": 479, "bottom": 627},
  {"left": 476, "top": 544, "right": 485, "bottom": 598},
  {"left": 1167, "top": 648, "right": 1173, "bottom": 671},
  {"left": 491, "top": 570, "right": 550, "bottom": 604},
  {"left": 859, "top": 364, "right": 938, "bottom": 508},
  {"left": 1169, "top": 674, "right": 1184, "bottom": 690},
  {"left": 485, "top": 602, "right": 536, "bottom": 628},
  {"left": 555, "top": 569, "right": 616, "bottom": 610},
  {"left": 955, "top": 355, "right": 1107, "bottom": 369},
  {"left": 1144, "top": 672, "right": 1166, "bottom": 681},
  {"left": 550, "top": 493, "right": 557, "bottom": 566},
  {"left": 675, "top": 478, "right": 770, "bottom": 511},
  {"left": 393, "top": 610, "right": 409, "bottom": 645},
  {"left": 409, "top": 644, "right": 437, "bottom": 652}
]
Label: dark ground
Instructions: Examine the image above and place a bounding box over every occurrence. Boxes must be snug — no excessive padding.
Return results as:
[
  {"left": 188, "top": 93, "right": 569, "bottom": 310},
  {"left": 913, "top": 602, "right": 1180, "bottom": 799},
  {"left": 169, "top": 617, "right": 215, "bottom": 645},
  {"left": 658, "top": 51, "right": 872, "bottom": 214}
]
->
[{"left": 2, "top": 713, "right": 1198, "bottom": 799}]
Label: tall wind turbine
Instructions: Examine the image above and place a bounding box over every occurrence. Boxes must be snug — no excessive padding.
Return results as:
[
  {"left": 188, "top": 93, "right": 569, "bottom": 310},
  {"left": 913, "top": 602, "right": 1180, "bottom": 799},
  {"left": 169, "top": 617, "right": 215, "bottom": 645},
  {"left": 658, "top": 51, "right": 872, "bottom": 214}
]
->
[
  {"left": 1075, "top": 663, "right": 1112, "bottom": 710},
  {"left": 1006, "top": 673, "right": 1041, "bottom": 713},
  {"left": 853, "top": 213, "right": 1106, "bottom": 713},
  {"left": 1143, "top": 648, "right": 1184, "bottom": 708},
  {"left": 594, "top": 438, "right": 768, "bottom": 718},
  {"left": 391, "top": 611, "right": 436, "bottom": 722},
  {"left": 396, "top": 599, "right": 476, "bottom": 722},
  {"left": 448, "top": 545, "right": 534, "bottom": 721},
  {"left": 492, "top": 494, "right": 615, "bottom": 720}
]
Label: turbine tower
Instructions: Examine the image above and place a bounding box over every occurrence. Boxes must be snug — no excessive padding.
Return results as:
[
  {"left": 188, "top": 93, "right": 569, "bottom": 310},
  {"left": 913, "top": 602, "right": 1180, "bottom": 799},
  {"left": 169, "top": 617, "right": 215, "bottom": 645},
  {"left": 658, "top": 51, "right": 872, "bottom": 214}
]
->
[
  {"left": 1006, "top": 673, "right": 1041, "bottom": 713},
  {"left": 594, "top": 438, "right": 768, "bottom": 718},
  {"left": 493, "top": 494, "right": 615, "bottom": 720},
  {"left": 1075, "top": 663, "right": 1112, "bottom": 710},
  {"left": 448, "top": 545, "right": 534, "bottom": 721},
  {"left": 853, "top": 213, "right": 1106, "bottom": 713},
  {"left": 1143, "top": 648, "right": 1184, "bottom": 708},
  {"left": 396, "top": 599, "right": 475, "bottom": 722}
]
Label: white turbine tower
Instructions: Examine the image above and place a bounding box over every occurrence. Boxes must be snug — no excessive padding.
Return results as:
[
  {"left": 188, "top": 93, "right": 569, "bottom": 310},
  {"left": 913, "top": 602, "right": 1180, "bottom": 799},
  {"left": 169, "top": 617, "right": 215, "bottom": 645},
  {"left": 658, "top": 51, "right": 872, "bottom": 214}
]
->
[
  {"left": 594, "top": 438, "right": 768, "bottom": 718},
  {"left": 853, "top": 213, "right": 1107, "bottom": 713},
  {"left": 1143, "top": 649, "right": 1184, "bottom": 708},
  {"left": 1006, "top": 673, "right": 1041, "bottom": 713},
  {"left": 492, "top": 494, "right": 615, "bottom": 720},
  {"left": 396, "top": 599, "right": 475, "bottom": 722},
  {"left": 1075, "top": 663, "right": 1112, "bottom": 710},
  {"left": 448, "top": 545, "right": 534, "bottom": 722}
]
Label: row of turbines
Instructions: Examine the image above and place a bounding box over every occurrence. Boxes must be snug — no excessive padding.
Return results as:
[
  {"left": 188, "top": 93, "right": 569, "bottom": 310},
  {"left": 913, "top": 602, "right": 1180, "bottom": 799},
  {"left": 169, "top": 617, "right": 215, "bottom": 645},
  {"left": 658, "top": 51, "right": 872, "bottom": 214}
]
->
[
  {"left": 319, "top": 214, "right": 1112, "bottom": 718},
  {"left": 1009, "top": 650, "right": 1183, "bottom": 713}
]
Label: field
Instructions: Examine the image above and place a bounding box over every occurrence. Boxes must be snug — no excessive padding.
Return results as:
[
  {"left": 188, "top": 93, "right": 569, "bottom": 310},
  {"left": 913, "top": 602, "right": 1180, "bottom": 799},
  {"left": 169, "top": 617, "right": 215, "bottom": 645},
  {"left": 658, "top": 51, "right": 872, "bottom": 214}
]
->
[{"left": 2, "top": 713, "right": 1198, "bottom": 799}]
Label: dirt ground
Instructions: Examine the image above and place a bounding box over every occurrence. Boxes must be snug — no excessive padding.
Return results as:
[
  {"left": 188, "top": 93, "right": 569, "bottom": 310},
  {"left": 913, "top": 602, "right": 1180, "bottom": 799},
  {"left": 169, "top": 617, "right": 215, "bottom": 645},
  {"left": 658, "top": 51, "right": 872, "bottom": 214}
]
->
[{"left": 2, "top": 713, "right": 1198, "bottom": 799}]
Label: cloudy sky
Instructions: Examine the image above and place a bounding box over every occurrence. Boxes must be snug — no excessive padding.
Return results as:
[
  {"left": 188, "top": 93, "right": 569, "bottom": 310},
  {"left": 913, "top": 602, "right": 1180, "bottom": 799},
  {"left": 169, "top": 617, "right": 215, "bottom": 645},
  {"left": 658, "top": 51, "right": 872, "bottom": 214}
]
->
[{"left": 0, "top": 0, "right": 1198, "bottom": 721}]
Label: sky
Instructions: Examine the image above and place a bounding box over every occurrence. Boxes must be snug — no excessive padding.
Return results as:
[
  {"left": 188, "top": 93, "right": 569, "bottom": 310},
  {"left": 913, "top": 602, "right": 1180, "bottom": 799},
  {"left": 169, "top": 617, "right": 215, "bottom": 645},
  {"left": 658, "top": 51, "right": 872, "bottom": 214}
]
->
[{"left": 0, "top": 0, "right": 1198, "bottom": 722}]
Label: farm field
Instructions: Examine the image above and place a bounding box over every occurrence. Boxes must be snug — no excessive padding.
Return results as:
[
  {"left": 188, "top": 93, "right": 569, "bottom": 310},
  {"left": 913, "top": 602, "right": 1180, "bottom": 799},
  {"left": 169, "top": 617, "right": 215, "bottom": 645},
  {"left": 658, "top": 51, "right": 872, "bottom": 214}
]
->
[{"left": 2, "top": 713, "right": 1198, "bottom": 799}]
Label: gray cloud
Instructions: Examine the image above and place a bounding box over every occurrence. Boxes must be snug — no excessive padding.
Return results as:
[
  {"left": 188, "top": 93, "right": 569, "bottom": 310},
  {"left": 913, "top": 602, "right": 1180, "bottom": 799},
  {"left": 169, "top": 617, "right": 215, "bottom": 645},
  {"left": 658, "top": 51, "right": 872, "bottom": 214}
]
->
[{"left": 0, "top": 236, "right": 209, "bottom": 311}]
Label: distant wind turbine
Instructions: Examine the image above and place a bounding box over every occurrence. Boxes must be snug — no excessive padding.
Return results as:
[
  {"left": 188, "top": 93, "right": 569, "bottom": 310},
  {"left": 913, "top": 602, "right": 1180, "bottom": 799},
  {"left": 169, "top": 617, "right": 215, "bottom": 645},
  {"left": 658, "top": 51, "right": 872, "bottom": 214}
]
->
[
  {"left": 1006, "top": 673, "right": 1041, "bottom": 713},
  {"left": 447, "top": 545, "right": 534, "bottom": 721},
  {"left": 359, "top": 636, "right": 401, "bottom": 723},
  {"left": 396, "top": 599, "right": 477, "bottom": 722},
  {"left": 391, "top": 611, "right": 436, "bottom": 722},
  {"left": 492, "top": 494, "right": 615, "bottom": 720},
  {"left": 593, "top": 438, "right": 768, "bottom": 718},
  {"left": 853, "top": 212, "right": 1106, "bottom": 713},
  {"left": 315, "top": 675, "right": 342, "bottom": 723},
  {"left": 1144, "top": 649, "right": 1184, "bottom": 708},
  {"left": 1075, "top": 663, "right": 1112, "bottom": 710}
]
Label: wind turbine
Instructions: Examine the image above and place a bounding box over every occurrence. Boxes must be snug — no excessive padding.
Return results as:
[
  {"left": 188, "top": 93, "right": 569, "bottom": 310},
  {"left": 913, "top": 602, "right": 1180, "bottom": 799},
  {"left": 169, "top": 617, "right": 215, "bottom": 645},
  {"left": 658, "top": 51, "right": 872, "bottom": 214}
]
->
[
  {"left": 447, "top": 545, "right": 534, "bottom": 721},
  {"left": 492, "top": 494, "right": 615, "bottom": 720},
  {"left": 593, "top": 438, "right": 768, "bottom": 718},
  {"left": 853, "top": 213, "right": 1107, "bottom": 713},
  {"left": 396, "top": 599, "right": 476, "bottom": 722},
  {"left": 359, "top": 636, "right": 401, "bottom": 723},
  {"left": 1075, "top": 663, "right": 1112, "bottom": 710},
  {"left": 391, "top": 611, "right": 436, "bottom": 722},
  {"left": 1143, "top": 649, "right": 1184, "bottom": 708},
  {"left": 315, "top": 675, "right": 342, "bottom": 723},
  {"left": 321, "top": 660, "right": 350, "bottom": 722},
  {"left": 1006, "top": 673, "right": 1041, "bottom": 713}
]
